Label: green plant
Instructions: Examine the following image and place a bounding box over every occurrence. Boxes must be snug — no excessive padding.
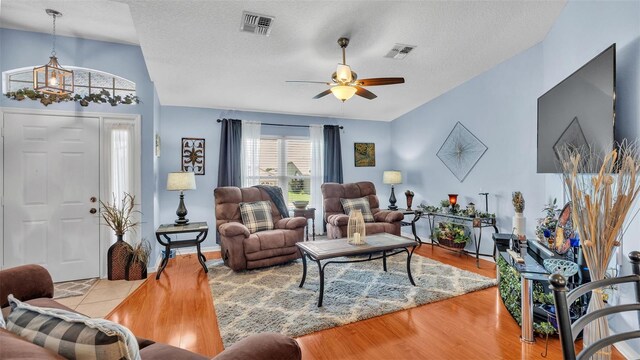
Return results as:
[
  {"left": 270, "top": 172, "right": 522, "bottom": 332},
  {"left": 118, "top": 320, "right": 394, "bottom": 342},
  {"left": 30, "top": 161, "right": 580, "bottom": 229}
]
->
[
  {"left": 440, "top": 199, "right": 451, "bottom": 208},
  {"left": 535, "top": 198, "right": 558, "bottom": 239},
  {"left": 434, "top": 223, "right": 469, "bottom": 244},
  {"left": 5, "top": 88, "right": 140, "bottom": 107},
  {"left": 99, "top": 193, "right": 140, "bottom": 236},
  {"left": 512, "top": 191, "right": 525, "bottom": 213}
]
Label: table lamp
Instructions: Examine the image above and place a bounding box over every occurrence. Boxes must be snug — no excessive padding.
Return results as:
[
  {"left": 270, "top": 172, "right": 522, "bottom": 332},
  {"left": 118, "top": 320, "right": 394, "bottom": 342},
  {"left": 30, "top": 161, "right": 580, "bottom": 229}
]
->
[
  {"left": 167, "top": 171, "right": 196, "bottom": 225},
  {"left": 383, "top": 170, "right": 402, "bottom": 210}
]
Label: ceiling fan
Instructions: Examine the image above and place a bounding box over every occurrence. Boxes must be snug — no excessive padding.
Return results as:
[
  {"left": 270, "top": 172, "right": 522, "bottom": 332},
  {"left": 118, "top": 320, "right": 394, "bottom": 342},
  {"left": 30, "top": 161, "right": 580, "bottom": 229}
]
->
[{"left": 287, "top": 37, "right": 405, "bottom": 102}]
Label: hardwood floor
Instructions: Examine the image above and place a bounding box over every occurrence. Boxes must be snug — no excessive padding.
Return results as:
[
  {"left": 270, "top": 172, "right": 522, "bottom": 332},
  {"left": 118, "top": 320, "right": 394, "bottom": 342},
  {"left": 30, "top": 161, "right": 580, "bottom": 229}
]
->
[{"left": 106, "top": 244, "right": 619, "bottom": 359}]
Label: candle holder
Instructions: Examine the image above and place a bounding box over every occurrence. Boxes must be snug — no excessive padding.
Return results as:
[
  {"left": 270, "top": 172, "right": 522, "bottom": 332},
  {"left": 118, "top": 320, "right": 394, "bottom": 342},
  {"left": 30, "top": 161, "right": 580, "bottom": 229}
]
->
[
  {"left": 347, "top": 209, "right": 366, "bottom": 245},
  {"left": 448, "top": 194, "right": 458, "bottom": 213}
]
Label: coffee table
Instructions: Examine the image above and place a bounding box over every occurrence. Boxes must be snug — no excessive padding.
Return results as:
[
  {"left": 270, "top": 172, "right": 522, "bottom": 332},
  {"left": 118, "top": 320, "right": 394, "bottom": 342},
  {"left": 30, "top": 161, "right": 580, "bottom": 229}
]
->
[{"left": 296, "top": 233, "right": 418, "bottom": 307}]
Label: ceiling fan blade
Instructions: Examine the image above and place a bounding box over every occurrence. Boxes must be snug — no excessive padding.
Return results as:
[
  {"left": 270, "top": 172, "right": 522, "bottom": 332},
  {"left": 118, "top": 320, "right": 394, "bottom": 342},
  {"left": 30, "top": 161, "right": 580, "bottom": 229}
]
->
[
  {"left": 313, "top": 89, "right": 332, "bottom": 99},
  {"left": 286, "top": 80, "right": 332, "bottom": 85},
  {"left": 355, "top": 77, "right": 405, "bottom": 86},
  {"left": 355, "top": 86, "right": 377, "bottom": 100}
]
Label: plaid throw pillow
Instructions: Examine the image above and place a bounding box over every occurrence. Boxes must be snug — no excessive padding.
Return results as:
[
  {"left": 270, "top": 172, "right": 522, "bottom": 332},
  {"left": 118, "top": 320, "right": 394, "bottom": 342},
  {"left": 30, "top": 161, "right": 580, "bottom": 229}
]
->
[
  {"left": 239, "top": 200, "right": 275, "bottom": 233},
  {"left": 340, "top": 197, "right": 375, "bottom": 223},
  {"left": 6, "top": 294, "right": 140, "bottom": 360}
]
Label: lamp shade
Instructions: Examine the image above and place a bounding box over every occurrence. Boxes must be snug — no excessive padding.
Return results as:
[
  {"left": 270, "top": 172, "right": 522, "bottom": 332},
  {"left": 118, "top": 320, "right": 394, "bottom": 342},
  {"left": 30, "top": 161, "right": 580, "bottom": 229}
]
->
[
  {"left": 383, "top": 170, "right": 402, "bottom": 185},
  {"left": 330, "top": 85, "right": 357, "bottom": 102},
  {"left": 167, "top": 171, "right": 196, "bottom": 191},
  {"left": 336, "top": 64, "right": 353, "bottom": 83}
]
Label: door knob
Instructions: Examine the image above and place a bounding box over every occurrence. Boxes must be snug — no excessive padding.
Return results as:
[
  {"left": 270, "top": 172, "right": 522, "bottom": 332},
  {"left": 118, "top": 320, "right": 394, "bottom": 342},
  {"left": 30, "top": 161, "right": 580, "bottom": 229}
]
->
[
  {"left": 89, "top": 208, "right": 97, "bottom": 214},
  {"left": 90, "top": 197, "right": 97, "bottom": 203}
]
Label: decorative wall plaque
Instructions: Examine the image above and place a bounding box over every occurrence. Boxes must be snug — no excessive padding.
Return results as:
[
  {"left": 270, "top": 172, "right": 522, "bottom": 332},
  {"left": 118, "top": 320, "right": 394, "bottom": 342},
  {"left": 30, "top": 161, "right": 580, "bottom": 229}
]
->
[
  {"left": 182, "top": 138, "right": 205, "bottom": 175},
  {"left": 436, "top": 122, "right": 487, "bottom": 182}
]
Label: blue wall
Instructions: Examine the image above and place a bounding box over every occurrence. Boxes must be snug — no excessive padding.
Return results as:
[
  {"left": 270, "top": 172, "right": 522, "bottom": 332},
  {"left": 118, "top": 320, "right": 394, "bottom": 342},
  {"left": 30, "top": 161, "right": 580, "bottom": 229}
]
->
[
  {"left": 0, "top": 28, "right": 159, "bottom": 269},
  {"left": 158, "top": 106, "right": 392, "bottom": 248},
  {"left": 390, "top": 0, "right": 640, "bottom": 355}
]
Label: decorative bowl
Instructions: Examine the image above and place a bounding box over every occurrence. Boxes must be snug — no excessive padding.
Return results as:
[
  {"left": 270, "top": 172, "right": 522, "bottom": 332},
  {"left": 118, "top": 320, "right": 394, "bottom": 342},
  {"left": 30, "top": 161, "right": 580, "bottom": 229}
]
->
[{"left": 293, "top": 201, "right": 309, "bottom": 209}]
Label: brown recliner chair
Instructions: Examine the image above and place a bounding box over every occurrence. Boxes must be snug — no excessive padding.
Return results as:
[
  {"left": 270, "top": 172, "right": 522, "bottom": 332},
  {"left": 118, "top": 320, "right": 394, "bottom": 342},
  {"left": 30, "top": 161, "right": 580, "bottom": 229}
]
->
[
  {"left": 214, "top": 186, "right": 307, "bottom": 271},
  {"left": 321, "top": 181, "right": 404, "bottom": 239}
]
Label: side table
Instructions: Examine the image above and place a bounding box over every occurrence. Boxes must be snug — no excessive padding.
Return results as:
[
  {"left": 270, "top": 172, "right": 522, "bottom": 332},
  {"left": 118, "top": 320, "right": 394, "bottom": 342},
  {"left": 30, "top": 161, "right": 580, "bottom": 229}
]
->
[
  {"left": 155, "top": 222, "right": 209, "bottom": 279},
  {"left": 293, "top": 208, "right": 316, "bottom": 241}
]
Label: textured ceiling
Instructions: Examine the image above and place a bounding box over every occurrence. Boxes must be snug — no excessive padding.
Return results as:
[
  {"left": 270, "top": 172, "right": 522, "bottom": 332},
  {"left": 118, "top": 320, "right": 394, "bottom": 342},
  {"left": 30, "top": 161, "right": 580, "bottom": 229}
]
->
[
  {"left": 0, "top": 0, "right": 139, "bottom": 45},
  {"left": 1, "top": 1, "right": 566, "bottom": 121}
]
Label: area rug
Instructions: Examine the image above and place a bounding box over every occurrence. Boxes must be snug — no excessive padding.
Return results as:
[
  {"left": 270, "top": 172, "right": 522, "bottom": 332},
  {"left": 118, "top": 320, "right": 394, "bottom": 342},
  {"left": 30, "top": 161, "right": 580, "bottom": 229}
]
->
[
  {"left": 53, "top": 278, "right": 98, "bottom": 299},
  {"left": 208, "top": 253, "right": 497, "bottom": 346}
]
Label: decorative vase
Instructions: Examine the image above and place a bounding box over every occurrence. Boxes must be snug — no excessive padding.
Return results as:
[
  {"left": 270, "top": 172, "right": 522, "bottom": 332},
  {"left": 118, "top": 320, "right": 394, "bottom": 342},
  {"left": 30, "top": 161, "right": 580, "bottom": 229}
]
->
[
  {"left": 406, "top": 194, "right": 414, "bottom": 210},
  {"left": 125, "top": 257, "right": 147, "bottom": 281},
  {"left": 584, "top": 292, "right": 610, "bottom": 360},
  {"left": 512, "top": 212, "right": 526, "bottom": 237},
  {"left": 347, "top": 209, "right": 366, "bottom": 245},
  {"left": 107, "top": 235, "right": 132, "bottom": 280}
]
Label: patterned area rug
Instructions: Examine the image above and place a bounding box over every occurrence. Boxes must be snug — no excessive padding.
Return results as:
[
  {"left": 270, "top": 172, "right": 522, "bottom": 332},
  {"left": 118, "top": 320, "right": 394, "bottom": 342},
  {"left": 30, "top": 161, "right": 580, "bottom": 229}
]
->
[
  {"left": 208, "top": 253, "right": 497, "bottom": 346},
  {"left": 53, "top": 278, "right": 98, "bottom": 299}
]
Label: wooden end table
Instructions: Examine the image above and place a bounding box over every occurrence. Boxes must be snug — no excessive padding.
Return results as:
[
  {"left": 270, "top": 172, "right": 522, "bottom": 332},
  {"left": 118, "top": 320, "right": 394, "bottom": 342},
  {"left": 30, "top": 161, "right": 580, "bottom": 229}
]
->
[
  {"left": 155, "top": 222, "right": 209, "bottom": 279},
  {"left": 293, "top": 207, "right": 316, "bottom": 241}
]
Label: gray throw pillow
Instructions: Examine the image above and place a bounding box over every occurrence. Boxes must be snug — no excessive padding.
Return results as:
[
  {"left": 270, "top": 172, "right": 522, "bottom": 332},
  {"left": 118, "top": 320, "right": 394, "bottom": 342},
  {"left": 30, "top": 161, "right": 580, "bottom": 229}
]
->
[
  {"left": 340, "top": 197, "right": 375, "bottom": 223},
  {"left": 239, "top": 200, "right": 275, "bottom": 233},
  {"left": 6, "top": 294, "right": 140, "bottom": 360}
]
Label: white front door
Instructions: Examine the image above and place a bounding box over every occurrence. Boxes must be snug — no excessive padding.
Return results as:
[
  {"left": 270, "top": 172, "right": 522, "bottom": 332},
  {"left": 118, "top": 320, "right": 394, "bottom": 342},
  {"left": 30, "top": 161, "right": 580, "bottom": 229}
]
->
[{"left": 4, "top": 112, "right": 100, "bottom": 282}]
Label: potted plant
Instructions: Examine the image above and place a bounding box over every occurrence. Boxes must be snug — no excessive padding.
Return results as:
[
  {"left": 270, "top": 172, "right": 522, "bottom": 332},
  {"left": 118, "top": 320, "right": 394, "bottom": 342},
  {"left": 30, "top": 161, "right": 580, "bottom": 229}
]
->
[
  {"left": 512, "top": 191, "right": 526, "bottom": 236},
  {"left": 126, "top": 239, "right": 150, "bottom": 280},
  {"left": 433, "top": 222, "right": 469, "bottom": 249},
  {"left": 100, "top": 193, "right": 140, "bottom": 280},
  {"left": 535, "top": 198, "right": 558, "bottom": 248},
  {"left": 439, "top": 199, "right": 451, "bottom": 212}
]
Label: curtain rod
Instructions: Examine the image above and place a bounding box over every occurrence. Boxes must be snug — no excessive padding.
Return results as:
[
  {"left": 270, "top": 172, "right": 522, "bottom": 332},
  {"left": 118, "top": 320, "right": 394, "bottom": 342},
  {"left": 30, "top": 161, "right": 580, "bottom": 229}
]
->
[{"left": 216, "top": 119, "right": 343, "bottom": 129}]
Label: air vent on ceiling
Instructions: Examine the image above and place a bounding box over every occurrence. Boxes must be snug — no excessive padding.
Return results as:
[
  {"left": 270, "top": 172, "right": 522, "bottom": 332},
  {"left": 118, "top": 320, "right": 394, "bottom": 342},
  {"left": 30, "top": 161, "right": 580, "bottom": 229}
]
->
[
  {"left": 240, "top": 11, "right": 275, "bottom": 36},
  {"left": 384, "top": 44, "right": 416, "bottom": 60}
]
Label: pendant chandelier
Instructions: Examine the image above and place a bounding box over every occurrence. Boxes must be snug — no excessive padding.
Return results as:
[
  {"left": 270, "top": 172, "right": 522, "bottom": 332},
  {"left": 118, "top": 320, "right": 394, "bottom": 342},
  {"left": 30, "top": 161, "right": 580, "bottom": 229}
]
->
[{"left": 33, "top": 9, "right": 74, "bottom": 95}]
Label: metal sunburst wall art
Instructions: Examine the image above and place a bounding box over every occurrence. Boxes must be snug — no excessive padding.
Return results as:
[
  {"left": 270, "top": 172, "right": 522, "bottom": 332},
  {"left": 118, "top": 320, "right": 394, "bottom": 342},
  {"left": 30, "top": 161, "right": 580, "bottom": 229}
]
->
[
  {"left": 436, "top": 122, "right": 488, "bottom": 182},
  {"left": 182, "top": 138, "right": 205, "bottom": 175}
]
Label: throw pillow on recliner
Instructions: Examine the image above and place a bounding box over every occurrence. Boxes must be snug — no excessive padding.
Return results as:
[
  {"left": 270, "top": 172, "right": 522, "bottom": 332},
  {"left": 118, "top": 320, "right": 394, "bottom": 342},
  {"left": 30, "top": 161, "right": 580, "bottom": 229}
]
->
[
  {"left": 239, "top": 200, "right": 275, "bottom": 233},
  {"left": 340, "top": 197, "right": 375, "bottom": 222},
  {"left": 5, "top": 294, "right": 140, "bottom": 360}
]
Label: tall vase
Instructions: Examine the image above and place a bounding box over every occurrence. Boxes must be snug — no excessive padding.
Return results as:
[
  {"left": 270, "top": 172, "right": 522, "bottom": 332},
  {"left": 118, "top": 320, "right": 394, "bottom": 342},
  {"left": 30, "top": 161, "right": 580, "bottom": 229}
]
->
[
  {"left": 406, "top": 195, "right": 414, "bottom": 211},
  {"left": 512, "top": 212, "right": 526, "bottom": 237},
  {"left": 347, "top": 209, "right": 366, "bottom": 245},
  {"left": 108, "top": 235, "right": 132, "bottom": 280},
  {"left": 584, "top": 291, "right": 611, "bottom": 359}
]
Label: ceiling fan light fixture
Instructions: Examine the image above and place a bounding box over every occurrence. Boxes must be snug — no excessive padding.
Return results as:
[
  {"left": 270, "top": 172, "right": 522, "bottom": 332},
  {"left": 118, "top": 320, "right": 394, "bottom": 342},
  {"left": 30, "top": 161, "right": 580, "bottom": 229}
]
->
[
  {"left": 330, "top": 85, "right": 356, "bottom": 102},
  {"left": 336, "top": 64, "right": 353, "bottom": 83}
]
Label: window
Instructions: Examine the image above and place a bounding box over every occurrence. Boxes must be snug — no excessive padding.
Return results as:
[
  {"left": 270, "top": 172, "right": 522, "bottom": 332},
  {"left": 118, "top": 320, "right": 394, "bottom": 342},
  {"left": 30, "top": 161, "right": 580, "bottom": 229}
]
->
[
  {"left": 3, "top": 67, "right": 136, "bottom": 97},
  {"left": 255, "top": 137, "right": 312, "bottom": 207}
]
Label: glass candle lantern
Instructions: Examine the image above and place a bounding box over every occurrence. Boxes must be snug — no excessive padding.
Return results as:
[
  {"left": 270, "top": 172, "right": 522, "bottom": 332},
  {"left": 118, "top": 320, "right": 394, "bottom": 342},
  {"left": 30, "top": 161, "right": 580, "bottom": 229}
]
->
[
  {"left": 347, "top": 209, "right": 366, "bottom": 245},
  {"left": 448, "top": 194, "right": 458, "bottom": 207}
]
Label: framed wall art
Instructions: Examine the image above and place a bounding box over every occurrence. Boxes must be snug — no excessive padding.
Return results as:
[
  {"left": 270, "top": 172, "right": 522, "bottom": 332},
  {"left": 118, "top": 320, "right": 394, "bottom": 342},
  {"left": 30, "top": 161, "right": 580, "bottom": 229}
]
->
[
  {"left": 354, "top": 142, "right": 375, "bottom": 167},
  {"left": 182, "top": 138, "right": 205, "bottom": 175}
]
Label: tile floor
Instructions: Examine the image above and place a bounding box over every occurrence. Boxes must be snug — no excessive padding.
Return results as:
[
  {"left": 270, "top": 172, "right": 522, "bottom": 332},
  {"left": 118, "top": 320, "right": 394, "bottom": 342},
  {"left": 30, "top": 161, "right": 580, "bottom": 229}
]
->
[{"left": 56, "top": 279, "right": 146, "bottom": 318}]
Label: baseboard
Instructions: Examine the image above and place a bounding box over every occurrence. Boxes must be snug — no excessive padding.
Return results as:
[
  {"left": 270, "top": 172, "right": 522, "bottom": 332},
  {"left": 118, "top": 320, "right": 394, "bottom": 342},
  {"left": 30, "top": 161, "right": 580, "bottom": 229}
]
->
[
  {"left": 148, "top": 245, "right": 221, "bottom": 273},
  {"left": 614, "top": 341, "right": 639, "bottom": 359}
]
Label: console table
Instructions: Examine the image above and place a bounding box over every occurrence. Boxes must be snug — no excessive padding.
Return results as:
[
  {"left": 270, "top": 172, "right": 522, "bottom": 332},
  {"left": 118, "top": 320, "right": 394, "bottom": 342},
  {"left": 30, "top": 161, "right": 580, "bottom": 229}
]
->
[
  {"left": 413, "top": 212, "right": 498, "bottom": 267},
  {"left": 155, "top": 222, "right": 209, "bottom": 279},
  {"left": 293, "top": 208, "right": 316, "bottom": 241}
]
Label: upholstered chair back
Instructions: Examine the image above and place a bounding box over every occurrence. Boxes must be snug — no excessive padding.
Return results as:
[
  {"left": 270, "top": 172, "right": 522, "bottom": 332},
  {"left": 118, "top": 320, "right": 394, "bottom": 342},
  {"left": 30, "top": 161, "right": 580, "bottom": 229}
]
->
[
  {"left": 321, "top": 181, "right": 381, "bottom": 222},
  {"left": 214, "top": 186, "right": 284, "bottom": 229}
]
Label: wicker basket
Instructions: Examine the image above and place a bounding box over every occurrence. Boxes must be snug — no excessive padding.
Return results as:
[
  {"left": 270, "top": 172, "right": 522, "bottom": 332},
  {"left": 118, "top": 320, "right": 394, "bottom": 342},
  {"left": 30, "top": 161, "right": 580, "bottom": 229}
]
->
[
  {"left": 125, "top": 257, "right": 147, "bottom": 281},
  {"left": 437, "top": 236, "right": 467, "bottom": 249}
]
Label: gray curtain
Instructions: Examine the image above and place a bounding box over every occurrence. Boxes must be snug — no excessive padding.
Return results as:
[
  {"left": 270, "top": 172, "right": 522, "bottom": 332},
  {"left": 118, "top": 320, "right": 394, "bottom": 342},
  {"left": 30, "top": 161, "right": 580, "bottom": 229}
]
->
[
  {"left": 217, "top": 119, "right": 242, "bottom": 187},
  {"left": 323, "top": 125, "right": 343, "bottom": 183}
]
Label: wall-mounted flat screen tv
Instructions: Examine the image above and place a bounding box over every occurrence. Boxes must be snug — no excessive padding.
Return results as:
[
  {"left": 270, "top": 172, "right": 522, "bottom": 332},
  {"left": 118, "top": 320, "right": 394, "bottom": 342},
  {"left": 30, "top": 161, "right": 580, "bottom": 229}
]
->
[{"left": 537, "top": 44, "right": 616, "bottom": 173}]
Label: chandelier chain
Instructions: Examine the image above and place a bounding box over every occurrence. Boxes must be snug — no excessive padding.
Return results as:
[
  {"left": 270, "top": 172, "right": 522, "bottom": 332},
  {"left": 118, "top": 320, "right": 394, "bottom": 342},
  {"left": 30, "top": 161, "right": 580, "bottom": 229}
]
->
[{"left": 51, "top": 13, "right": 57, "bottom": 57}]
